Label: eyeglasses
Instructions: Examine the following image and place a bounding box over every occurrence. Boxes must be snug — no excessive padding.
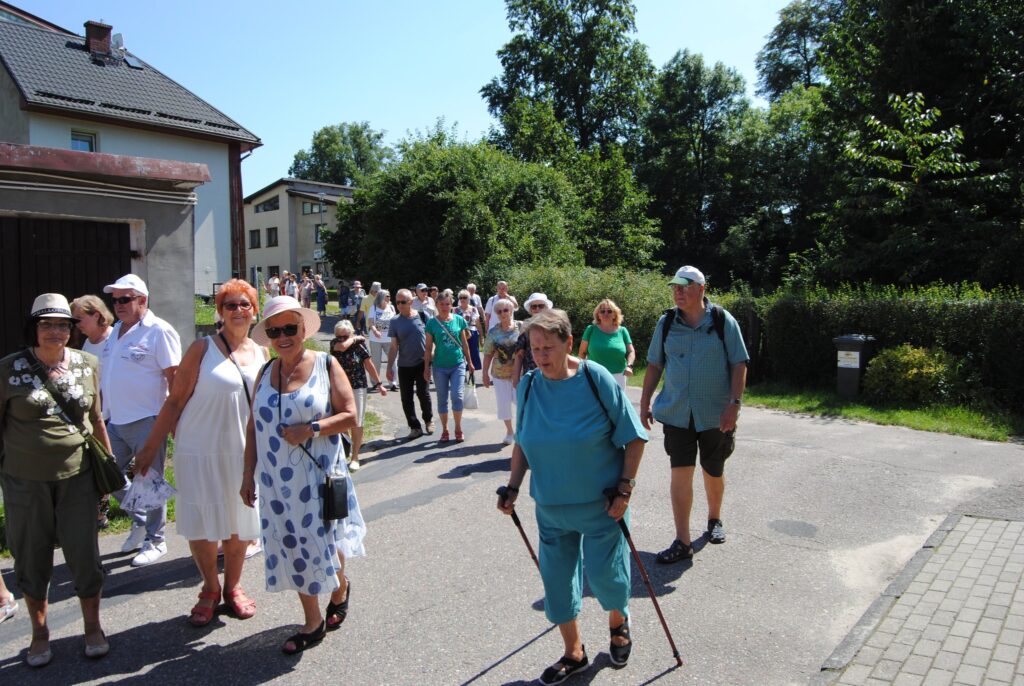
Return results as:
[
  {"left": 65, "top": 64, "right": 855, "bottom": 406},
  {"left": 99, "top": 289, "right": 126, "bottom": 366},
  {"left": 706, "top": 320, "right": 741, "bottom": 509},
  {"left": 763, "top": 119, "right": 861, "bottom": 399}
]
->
[
  {"left": 265, "top": 323, "right": 300, "bottom": 339},
  {"left": 336, "top": 335, "right": 350, "bottom": 341},
  {"left": 495, "top": 309, "right": 511, "bottom": 314},
  {"left": 222, "top": 301, "right": 253, "bottom": 311},
  {"left": 37, "top": 320, "right": 73, "bottom": 331},
  {"left": 112, "top": 296, "right": 139, "bottom": 305},
  {"left": 459, "top": 296, "right": 469, "bottom": 300},
  {"left": 529, "top": 304, "right": 546, "bottom": 310},
  {"left": 396, "top": 299, "right": 409, "bottom": 305},
  {"left": 599, "top": 309, "right": 614, "bottom": 314}
]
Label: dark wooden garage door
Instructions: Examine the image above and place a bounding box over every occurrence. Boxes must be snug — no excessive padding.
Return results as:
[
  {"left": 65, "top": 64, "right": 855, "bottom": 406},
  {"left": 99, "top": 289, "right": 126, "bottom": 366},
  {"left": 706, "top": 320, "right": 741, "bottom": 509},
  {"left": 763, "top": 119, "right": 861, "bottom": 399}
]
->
[{"left": 0, "top": 216, "right": 131, "bottom": 357}]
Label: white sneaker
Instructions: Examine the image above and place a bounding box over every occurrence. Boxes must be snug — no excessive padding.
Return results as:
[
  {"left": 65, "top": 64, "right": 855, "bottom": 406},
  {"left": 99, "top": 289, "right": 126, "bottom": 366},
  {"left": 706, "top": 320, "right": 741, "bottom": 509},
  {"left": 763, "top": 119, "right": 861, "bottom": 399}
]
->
[
  {"left": 349, "top": 459, "right": 361, "bottom": 472},
  {"left": 131, "top": 541, "right": 167, "bottom": 567},
  {"left": 120, "top": 524, "right": 147, "bottom": 553},
  {"left": 502, "top": 434, "right": 515, "bottom": 445}
]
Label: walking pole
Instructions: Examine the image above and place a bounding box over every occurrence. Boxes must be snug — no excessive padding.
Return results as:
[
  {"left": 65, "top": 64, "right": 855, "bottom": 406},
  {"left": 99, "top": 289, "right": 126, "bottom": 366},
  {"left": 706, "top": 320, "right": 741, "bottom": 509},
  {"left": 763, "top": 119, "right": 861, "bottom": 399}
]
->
[
  {"left": 604, "top": 488, "right": 683, "bottom": 667},
  {"left": 496, "top": 486, "right": 540, "bottom": 571}
]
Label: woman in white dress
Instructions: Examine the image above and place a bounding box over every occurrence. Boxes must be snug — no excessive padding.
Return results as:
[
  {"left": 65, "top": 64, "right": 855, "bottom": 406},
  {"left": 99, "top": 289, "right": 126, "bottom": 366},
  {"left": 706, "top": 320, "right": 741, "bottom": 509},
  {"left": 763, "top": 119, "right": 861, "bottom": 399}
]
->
[
  {"left": 135, "top": 279, "right": 264, "bottom": 626},
  {"left": 241, "top": 296, "right": 366, "bottom": 655}
]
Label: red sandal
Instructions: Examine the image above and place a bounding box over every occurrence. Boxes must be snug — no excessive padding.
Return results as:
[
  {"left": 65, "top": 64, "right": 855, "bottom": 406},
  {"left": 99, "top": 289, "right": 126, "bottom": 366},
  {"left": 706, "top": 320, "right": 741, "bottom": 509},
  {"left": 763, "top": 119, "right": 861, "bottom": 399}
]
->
[
  {"left": 224, "top": 587, "right": 256, "bottom": 620},
  {"left": 189, "top": 591, "right": 220, "bottom": 627}
]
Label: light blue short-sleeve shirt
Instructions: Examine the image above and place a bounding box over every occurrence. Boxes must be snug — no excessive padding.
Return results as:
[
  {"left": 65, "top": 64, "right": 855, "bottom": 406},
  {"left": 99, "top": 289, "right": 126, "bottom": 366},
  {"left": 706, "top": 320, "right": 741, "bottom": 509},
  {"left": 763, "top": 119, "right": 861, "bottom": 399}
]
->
[
  {"left": 516, "top": 361, "right": 648, "bottom": 506},
  {"left": 647, "top": 301, "right": 749, "bottom": 432}
]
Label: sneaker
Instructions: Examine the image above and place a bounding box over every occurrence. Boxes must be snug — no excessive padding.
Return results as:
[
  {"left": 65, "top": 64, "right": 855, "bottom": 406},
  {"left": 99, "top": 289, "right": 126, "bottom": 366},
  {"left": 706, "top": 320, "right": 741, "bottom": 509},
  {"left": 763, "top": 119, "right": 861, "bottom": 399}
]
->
[
  {"left": 708, "top": 519, "right": 726, "bottom": 544},
  {"left": 425, "top": 421, "right": 435, "bottom": 435},
  {"left": 120, "top": 524, "right": 147, "bottom": 553},
  {"left": 348, "top": 459, "right": 361, "bottom": 472},
  {"left": 389, "top": 384, "right": 399, "bottom": 391},
  {"left": 131, "top": 540, "right": 168, "bottom": 567},
  {"left": 408, "top": 426, "right": 424, "bottom": 440},
  {"left": 502, "top": 433, "right": 515, "bottom": 445}
]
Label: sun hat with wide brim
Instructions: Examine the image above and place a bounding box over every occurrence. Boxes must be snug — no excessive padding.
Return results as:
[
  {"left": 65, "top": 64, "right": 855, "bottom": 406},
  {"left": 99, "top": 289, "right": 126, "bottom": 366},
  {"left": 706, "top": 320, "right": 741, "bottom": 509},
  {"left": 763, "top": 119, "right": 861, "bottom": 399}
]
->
[
  {"left": 30, "top": 293, "right": 79, "bottom": 321},
  {"left": 251, "top": 296, "right": 321, "bottom": 346},
  {"left": 523, "top": 292, "right": 554, "bottom": 312}
]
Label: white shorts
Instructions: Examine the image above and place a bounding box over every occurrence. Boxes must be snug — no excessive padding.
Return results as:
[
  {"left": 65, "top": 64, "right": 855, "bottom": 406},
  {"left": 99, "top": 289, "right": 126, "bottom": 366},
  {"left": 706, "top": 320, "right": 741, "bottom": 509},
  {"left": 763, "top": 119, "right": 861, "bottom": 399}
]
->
[
  {"left": 353, "top": 387, "right": 367, "bottom": 427},
  {"left": 492, "top": 377, "right": 516, "bottom": 421}
]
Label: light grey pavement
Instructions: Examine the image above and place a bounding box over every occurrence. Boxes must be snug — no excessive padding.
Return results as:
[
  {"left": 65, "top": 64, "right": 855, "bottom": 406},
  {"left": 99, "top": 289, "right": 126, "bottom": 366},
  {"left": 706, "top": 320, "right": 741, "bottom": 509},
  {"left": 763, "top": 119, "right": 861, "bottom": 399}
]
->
[{"left": 2, "top": 328, "right": 1023, "bottom": 684}]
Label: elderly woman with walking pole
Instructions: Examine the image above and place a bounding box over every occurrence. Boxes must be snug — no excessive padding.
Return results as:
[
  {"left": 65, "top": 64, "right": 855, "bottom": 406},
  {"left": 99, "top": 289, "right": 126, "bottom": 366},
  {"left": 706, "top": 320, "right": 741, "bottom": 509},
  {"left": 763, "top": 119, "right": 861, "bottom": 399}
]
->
[{"left": 496, "top": 309, "right": 648, "bottom": 685}]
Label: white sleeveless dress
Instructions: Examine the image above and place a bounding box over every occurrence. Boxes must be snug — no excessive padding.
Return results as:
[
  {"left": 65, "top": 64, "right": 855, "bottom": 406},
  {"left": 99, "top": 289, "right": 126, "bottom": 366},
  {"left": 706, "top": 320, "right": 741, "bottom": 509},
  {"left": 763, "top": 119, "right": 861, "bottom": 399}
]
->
[
  {"left": 174, "top": 337, "right": 262, "bottom": 541},
  {"left": 252, "top": 352, "right": 366, "bottom": 595}
]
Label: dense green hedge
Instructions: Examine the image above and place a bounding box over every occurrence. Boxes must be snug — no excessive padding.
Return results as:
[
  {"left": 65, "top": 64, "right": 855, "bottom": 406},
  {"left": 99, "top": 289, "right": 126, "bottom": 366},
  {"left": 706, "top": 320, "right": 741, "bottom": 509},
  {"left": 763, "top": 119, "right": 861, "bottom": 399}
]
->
[{"left": 475, "top": 266, "right": 1023, "bottom": 408}]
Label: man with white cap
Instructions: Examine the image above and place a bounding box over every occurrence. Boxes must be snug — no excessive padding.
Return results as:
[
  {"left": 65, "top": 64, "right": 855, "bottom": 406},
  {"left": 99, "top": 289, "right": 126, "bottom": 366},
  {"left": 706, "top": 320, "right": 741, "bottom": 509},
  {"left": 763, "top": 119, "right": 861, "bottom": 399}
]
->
[
  {"left": 100, "top": 274, "right": 182, "bottom": 567},
  {"left": 411, "top": 283, "right": 437, "bottom": 319},
  {"left": 640, "top": 266, "right": 749, "bottom": 564}
]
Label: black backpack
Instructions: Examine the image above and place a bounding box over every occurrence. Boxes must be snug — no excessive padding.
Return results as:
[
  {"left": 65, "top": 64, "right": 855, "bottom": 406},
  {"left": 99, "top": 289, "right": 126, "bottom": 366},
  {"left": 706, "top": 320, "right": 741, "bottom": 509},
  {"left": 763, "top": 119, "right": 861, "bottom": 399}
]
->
[{"left": 659, "top": 301, "right": 731, "bottom": 375}]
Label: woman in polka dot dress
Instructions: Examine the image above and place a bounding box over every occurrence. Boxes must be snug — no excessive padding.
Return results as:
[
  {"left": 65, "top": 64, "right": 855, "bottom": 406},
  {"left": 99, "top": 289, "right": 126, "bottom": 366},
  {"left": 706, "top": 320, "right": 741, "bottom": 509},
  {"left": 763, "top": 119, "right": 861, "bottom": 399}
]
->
[{"left": 241, "top": 296, "right": 366, "bottom": 655}]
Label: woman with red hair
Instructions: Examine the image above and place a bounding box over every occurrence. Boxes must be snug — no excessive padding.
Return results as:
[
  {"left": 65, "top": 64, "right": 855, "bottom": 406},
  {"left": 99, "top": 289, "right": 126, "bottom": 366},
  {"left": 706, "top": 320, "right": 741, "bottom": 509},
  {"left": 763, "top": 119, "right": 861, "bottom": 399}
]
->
[{"left": 135, "top": 279, "right": 267, "bottom": 626}]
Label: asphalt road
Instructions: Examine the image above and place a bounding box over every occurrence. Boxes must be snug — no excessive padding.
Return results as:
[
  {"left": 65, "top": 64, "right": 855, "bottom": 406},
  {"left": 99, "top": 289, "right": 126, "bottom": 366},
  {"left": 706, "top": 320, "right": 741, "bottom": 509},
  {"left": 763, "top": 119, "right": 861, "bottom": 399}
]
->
[{"left": 2, "top": 370, "right": 1022, "bottom": 685}]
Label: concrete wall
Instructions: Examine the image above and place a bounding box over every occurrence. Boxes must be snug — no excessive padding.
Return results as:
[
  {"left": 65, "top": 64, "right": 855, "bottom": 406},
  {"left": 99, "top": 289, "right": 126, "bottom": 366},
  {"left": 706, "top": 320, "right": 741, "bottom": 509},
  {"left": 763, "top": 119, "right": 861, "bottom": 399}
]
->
[
  {"left": 0, "top": 185, "right": 196, "bottom": 341},
  {"left": 27, "top": 113, "right": 230, "bottom": 295},
  {"left": 0, "top": 67, "right": 29, "bottom": 143}
]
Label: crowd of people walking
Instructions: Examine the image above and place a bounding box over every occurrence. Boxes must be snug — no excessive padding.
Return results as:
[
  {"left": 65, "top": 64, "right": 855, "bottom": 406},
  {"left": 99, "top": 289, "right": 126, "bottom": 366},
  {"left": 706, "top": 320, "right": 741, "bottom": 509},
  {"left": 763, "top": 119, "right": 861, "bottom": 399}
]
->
[{"left": 0, "top": 265, "right": 749, "bottom": 684}]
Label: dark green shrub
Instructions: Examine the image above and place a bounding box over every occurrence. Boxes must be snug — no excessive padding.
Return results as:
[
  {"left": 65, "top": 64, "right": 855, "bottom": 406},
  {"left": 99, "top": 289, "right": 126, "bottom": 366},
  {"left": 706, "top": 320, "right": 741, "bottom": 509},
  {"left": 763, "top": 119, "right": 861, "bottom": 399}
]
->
[{"left": 863, "top": 344, "right": 959, "bottom": 404}]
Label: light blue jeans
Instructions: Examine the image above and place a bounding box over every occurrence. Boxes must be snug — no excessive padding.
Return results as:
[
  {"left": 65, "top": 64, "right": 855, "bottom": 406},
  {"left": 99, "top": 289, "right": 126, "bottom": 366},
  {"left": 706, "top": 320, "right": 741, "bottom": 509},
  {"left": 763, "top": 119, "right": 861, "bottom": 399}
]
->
[
  {"left": 108, "top": 416, "right": 167, "bottom": 544},
  {"left": 432, "top": 361, "right": 466, "bottom": 414}
]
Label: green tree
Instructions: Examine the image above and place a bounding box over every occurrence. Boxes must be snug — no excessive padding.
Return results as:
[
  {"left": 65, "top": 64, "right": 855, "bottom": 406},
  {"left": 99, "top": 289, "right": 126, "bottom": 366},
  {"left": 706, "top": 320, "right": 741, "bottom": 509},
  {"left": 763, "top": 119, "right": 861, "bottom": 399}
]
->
[
  {"left": 324, "top": 129, "right": 584, "bottom": 289},
  {"left": 289, "top": 122, "right": 393, "bottom": 186},
  {"left": 755, "top": 0, "right": 836, "bottom": 101},
  {"left": 639, "top": 50, "right": 749, "bottom": 276},
  {"left": 481, "top": 0, "right": 654, "bottom": 150}
]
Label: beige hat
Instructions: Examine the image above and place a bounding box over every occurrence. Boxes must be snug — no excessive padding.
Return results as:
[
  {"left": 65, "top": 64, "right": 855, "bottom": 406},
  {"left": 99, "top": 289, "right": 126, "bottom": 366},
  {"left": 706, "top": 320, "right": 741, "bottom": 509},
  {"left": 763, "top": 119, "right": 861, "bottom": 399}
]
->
[
  {"left": 30, "top": 293, "right": 77, "bottom": 320},
  {"left": 251, "top": 296, "right": 321, "bottom": 346}
]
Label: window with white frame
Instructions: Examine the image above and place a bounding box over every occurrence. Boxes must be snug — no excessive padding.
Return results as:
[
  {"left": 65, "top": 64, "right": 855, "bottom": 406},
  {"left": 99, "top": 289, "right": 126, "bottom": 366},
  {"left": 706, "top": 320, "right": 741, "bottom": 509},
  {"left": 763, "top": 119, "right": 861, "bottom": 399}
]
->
[{"left": 71, "top": 130, "right": 96, "bottom": 152}]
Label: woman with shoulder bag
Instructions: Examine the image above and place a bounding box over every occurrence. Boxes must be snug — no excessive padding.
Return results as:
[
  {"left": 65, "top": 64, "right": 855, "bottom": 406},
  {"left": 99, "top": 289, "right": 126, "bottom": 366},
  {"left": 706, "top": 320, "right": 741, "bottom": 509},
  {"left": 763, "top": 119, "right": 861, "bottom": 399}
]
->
[
  {"left": 134, "top": 279, "right": 265, "bottom": 626},
  {"left": 0, "top": 294, "right": 112, "bottom": 666}
]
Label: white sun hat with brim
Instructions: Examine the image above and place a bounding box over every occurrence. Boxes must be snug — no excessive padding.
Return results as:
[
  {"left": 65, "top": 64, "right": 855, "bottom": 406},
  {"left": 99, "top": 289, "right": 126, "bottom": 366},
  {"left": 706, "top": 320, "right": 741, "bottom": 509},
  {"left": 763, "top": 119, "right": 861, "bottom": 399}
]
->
[
  {"left": 523, "top": 292, "right": 554, "bottom": 312},
  {"left": 102, "top": 273, "right": 149, "bottom": 296},
  {"left": 30, "top": 293, "right": 78, "bottom": 321},
  {"left": 251, "top": 296, "right": 321, "bottom": 346}
]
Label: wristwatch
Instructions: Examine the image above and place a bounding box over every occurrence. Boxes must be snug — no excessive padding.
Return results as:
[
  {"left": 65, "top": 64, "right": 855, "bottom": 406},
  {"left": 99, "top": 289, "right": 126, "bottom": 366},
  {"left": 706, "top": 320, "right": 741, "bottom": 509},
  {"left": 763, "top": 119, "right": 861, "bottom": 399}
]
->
[
  {"left": 729, "top": 398, "right": 742, "bottom": 406},
  {"left": 619, "top": 477, "right": 637, "bottom": 488},
  {"left": 310, "top": 421, "right": 321, "bottom": 438}
]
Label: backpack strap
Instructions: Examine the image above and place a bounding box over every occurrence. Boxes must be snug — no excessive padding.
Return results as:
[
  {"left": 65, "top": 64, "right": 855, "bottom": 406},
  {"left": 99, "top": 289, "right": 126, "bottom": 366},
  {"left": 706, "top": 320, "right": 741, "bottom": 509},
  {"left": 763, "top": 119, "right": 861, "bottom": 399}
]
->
[
  {"left": 580, "top": 360, "right": 612, "bottom": 426},
  {"left": 519, "top": 362, "right": 612, "bottom": 435},
  {"left": 516, "top": 368, "right": 538, "bottom": 436},
  {"left": 659, "top": 307, "right": 675, "bottom": 360}
]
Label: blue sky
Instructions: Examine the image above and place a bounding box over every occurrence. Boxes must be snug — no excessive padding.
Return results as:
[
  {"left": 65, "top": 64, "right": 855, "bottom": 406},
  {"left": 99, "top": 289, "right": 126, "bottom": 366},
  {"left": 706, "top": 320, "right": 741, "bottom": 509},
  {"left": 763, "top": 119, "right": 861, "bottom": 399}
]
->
[{"left": 18, "top": 0, "right": 788, "bottom": 194}]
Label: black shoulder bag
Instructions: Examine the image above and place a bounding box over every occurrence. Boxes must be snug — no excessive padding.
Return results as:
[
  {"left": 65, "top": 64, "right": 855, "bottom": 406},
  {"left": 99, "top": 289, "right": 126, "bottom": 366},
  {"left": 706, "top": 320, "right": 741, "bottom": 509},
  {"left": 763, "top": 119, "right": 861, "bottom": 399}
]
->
[
  {"left": 27, "top": 351, "right": 126, "bottom": 495},
  {"left": 276, "top": 352, "right": 348, "bottom": 524}
]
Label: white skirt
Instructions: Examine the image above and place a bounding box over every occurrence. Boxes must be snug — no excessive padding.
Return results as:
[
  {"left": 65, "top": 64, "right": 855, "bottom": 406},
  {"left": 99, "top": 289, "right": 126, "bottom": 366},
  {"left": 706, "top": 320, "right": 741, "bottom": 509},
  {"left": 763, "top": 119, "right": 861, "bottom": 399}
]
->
[{"left": 174, "top": 450, "right": 260, "bottom": 541}]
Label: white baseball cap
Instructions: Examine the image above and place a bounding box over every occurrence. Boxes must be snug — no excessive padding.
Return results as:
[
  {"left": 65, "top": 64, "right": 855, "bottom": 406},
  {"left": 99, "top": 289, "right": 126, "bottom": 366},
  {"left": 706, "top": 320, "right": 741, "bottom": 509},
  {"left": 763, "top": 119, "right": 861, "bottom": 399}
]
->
[
  {"left": 668, "top": 266, "right": 705, "bottom": 287},
  {"left": 103, "top": 273, "right": 149, "bottom": 296}
]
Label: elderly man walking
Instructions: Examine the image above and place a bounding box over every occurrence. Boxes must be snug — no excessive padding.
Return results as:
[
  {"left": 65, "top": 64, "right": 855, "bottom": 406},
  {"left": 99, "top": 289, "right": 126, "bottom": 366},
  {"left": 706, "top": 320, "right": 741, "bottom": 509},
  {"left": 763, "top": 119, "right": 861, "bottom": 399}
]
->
[
  {"left": 387, "top": 289, "right": 434, "bottom": 439},
  {"left": 100, "top": 274, "right": 182, "bottom": 567},
  {"left": 484, "top": 281, "right": 518, "bottom": 332},
  {"left": 639, "top": 266, "right": 749, "bottom": 563}
]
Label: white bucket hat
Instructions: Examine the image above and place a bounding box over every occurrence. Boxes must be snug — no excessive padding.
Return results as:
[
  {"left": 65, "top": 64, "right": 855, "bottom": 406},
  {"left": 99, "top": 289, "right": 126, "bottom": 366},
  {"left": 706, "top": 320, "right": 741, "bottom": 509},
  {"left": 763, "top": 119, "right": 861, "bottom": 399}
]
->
[
  {"left": 251, "top": 296, "right": 321, "bottom": 346},
  {"left": 523, "top": 292, "right": 553, "bottom": 312},
  {"left": 30, "top": 293, "right": 77, "bottom": 320}
]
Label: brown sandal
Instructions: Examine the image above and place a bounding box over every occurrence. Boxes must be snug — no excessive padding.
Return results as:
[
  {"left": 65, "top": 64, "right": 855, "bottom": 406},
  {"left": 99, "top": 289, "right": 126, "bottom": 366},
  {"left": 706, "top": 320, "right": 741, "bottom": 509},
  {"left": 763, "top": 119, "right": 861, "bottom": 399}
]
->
[{"left": 224, "top": 587, "right": 256, "bottom": 620}]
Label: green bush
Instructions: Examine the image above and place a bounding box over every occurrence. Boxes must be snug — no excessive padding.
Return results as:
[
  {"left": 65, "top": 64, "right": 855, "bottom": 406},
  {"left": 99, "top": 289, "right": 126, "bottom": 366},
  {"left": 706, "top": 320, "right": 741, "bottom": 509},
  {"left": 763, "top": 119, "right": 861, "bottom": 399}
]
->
[{"left": 863, "top": 344, "right": 959, "bottom": 405}]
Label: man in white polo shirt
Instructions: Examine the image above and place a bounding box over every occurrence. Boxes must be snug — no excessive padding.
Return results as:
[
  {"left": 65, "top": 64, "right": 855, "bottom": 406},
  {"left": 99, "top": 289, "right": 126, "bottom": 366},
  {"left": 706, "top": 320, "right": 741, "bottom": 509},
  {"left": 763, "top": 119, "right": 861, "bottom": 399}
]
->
[{"left": 100, "top": 274, "right": 182, "bottom": 567}]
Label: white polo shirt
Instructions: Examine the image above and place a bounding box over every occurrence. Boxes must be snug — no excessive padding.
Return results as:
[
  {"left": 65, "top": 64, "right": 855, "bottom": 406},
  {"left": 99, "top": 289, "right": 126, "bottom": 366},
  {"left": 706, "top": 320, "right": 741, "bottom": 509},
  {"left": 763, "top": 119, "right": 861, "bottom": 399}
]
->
[{"left": 100, "top": 309, "right": 182, "bottom": 425}]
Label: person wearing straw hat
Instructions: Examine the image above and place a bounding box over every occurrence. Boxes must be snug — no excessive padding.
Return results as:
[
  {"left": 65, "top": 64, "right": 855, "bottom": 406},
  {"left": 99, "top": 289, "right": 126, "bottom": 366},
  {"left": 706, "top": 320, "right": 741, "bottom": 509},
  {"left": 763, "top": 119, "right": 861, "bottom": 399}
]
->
[
  {"left": 241, "top": 296, "right": 366, "bottom": 655},
  {"left": 0, "top": 294, "right": 113, "bottom": 666}
]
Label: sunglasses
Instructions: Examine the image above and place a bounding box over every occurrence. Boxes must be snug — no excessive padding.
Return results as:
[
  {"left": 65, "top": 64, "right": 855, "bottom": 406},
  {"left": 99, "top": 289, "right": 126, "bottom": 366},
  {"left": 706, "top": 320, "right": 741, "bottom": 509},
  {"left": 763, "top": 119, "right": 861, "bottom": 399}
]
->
[
  {"left": 459, "top": 296, "right": 469, "bottom": 300},
  {"left": 396, "top": 299, "right": 410, "bottom": 305},
  {"left": 336, "top": 335, "right": 350, "bottom": 341},
  {"left": 495, "top": 309, "right": 511, "bottom": 314},
  {"left": 223, "top": 301, "right": 253, "bottom": 311},
  {"left": 38, "top": 320, "right": 73, "bottom": 331},
  {"left": 112, "top": 296, "right": 139, "bottom": 305},
  {"left": 529, "top": 304, "right": 546, "bottom": 310},
  {"left": 265, "top": 323, "right": 300, "bottom": 339},
  {"left": 599, "top": 309, "right": 614, "bottom": 314}
]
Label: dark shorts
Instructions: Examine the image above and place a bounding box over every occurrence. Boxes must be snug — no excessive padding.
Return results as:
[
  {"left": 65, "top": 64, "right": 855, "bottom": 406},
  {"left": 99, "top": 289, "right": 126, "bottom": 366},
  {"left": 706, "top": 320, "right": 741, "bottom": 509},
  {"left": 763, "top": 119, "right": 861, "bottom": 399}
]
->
[{"left": 663, "top": 416, "right": 735, "bottom": 477}]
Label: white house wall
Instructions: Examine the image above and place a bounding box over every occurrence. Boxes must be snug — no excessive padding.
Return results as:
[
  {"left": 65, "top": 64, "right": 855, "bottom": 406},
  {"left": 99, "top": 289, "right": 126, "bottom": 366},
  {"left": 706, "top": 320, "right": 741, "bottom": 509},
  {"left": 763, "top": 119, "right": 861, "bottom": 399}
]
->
[{"left": 28, "top": 112, "right": 230, "bottom": 295}]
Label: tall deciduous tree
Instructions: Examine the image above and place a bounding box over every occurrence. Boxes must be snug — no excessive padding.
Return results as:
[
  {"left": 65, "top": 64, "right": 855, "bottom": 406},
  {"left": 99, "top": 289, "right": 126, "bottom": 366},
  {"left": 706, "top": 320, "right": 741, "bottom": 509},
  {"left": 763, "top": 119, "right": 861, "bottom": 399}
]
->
[
  {"left": 639, "top": 50, "right": 749, "bottom": 276},
  {"left": 289, "top": 122, "right": 393, "bottom": 186},
  {"left": 481, "top": 0, "right": 654, "bottom": 150},
  {"left": 755, "top": 0, "right": 837, "bottom": 101}
]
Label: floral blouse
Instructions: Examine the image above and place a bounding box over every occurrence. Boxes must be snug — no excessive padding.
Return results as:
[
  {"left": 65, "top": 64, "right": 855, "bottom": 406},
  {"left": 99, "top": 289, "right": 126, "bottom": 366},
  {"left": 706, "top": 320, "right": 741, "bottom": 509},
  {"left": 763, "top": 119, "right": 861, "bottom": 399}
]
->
[{"left": 0, "top": 348, "right": 99, "bottom": 481}]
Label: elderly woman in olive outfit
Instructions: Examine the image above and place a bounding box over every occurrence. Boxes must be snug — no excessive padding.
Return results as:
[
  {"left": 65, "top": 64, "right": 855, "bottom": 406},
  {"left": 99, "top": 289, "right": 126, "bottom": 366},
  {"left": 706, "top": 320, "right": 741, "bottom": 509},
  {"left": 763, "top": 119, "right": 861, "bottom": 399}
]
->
[
  {"left": 133, "top": 279, "right": 265, "bottom": 627},
  {"left": 0, "top": 294, "right": 113, "bottom": 666},
  {"left": 497, "top": 309, "right": 647, "bottom": 685},
  {"left": 240, "top": 296, "right": 367, "bottom": 655}
]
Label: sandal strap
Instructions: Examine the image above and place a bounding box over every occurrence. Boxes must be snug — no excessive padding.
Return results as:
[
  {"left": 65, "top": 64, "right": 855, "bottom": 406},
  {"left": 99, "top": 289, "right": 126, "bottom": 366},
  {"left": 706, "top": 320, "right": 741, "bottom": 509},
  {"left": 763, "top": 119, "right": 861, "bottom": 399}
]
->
[{"left": 610, "top": 619, "right": 630, "bottom": 640}]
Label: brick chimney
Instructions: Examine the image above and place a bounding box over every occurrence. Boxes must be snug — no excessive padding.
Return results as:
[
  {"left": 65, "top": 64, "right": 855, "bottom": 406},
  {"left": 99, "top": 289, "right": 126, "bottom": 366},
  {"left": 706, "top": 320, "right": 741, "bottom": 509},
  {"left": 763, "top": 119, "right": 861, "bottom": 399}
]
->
[{"left": 84, "top": 20, "right": 112, "bottom": 54}]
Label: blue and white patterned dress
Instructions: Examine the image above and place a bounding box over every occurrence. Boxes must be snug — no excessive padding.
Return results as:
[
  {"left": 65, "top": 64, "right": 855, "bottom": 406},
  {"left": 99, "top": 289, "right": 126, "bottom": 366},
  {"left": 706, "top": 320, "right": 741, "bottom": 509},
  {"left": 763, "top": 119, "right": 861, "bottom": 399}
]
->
[{"left": 252, "top": 352, "right": 366, "bottom": 595}]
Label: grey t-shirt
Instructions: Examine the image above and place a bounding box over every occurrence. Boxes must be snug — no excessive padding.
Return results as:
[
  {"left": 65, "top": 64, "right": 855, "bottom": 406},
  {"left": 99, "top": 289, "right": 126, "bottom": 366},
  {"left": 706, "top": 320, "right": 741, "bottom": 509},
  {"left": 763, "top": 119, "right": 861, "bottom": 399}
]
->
[{"left": 390, "top": 312, "right": 427, "bottom": 367}]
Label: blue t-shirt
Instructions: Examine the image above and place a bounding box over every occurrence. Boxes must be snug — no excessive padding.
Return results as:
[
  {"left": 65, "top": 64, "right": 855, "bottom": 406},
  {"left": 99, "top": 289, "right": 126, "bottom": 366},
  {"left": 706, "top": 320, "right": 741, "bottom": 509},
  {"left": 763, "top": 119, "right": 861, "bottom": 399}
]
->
[
  {"left": 516, "top": 361, "right": 648, "bottom": 506},
  {"left": 646, "top": 301, "right": 749, "bottom": 432}
]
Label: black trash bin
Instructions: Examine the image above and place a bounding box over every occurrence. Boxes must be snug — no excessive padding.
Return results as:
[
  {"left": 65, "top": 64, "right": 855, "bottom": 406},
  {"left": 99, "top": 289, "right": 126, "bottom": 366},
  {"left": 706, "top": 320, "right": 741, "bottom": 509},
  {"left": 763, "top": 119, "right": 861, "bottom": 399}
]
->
[{"left": 832, "top": 334, "right": 877, "bottom": 399}]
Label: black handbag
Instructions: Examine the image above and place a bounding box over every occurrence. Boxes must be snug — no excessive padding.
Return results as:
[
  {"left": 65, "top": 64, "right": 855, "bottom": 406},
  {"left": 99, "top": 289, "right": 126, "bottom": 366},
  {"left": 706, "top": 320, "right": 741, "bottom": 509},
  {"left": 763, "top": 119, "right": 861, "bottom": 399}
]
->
[{"left": 27, "top": 351, "right": 126, "bottom": 495}]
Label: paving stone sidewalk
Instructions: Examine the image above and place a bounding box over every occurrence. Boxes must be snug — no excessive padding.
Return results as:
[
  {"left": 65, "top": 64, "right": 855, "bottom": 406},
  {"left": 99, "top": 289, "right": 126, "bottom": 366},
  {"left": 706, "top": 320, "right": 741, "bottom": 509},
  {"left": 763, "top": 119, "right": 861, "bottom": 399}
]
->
[{"left": 819, "top": 515, "right": 1024, "bottom": 686}]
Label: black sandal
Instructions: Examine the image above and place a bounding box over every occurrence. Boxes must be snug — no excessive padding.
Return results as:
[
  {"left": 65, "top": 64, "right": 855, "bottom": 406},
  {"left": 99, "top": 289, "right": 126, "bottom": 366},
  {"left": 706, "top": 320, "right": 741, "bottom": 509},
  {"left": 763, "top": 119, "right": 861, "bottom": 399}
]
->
[
  {"left": 538, "top": 646, "right": 589, "bottom": 685},
  {"left": 325, "top": 577, "right": 350, "bottom": 631},
  {"left": 655, "top": 539, "right": 693, "bottom": 564},
  {"left": 281, "top": 621, "right": 326, "bottom": 655},
  {"left": 609, "top": 619, "right": 632, "bottom": 666}
]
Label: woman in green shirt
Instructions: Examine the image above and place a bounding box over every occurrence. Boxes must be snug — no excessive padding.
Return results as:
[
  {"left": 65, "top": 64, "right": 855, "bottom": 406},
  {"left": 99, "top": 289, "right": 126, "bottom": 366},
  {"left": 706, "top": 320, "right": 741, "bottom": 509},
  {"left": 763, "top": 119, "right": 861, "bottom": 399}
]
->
[
  {"left": 424, "top": 292, "right": 474, "bottom": 442},
  {"left": 578, "top": 299, "right": 636, "bottom": 390},
  {"left": 0, "top": 294, "right": 113, "bottom": 667}
]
